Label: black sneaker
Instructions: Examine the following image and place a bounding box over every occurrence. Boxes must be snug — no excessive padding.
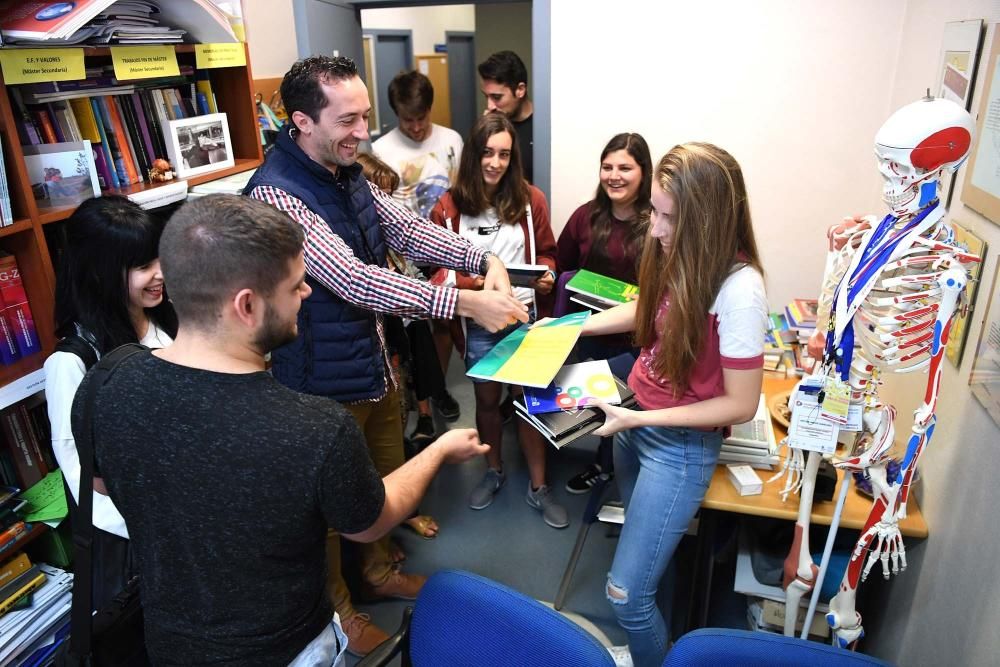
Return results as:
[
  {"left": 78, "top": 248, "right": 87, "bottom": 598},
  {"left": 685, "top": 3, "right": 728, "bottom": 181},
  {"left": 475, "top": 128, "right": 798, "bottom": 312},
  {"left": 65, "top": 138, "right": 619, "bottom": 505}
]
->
[
  {"left": 433, "top": 390, "right": 461, "bottom": 422},
  {"left": 565, "top": 464, "right": 608, "bottom": 494},
  {"left": 409, "top": 414, "right": 436, "bottom": 446},
  {"left": 500, "top": 393, "right": 515, "bottom": 425}
]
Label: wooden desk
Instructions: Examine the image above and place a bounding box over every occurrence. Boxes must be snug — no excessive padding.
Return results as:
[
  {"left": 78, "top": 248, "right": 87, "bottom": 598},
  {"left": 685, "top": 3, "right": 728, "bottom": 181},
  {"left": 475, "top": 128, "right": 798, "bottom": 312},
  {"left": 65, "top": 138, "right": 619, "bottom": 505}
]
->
[{"left": 702, "top": 376, "right": 928, "bottom": 539}]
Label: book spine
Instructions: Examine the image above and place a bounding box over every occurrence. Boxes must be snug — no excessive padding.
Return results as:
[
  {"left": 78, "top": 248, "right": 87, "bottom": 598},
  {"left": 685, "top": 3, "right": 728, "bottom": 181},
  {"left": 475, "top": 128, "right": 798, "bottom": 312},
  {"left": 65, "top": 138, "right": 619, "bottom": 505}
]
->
[
  {"left": 89, "top": 97, "right": 120, "bottom": 189},
  {"left": 0, "top": 521, "right": 29, "bottom": 553},
  {"left": 117, "top": 96, "right": 149, "bottom": 183},
  {"left": 45, "top": 104, "right": 66, "bottom": 142},
  {"left": 0, "top": 406, "right": 43, "bottom": 488},
  {"left": 0, "top": 567, "right": 45, "bottom": 616},
  {"left": 0, "top": 523, "right": 37, "bottom": 561},
  {"left": 26, "top": 402, "right": 54, "bottom": 470},
  {"left": 93, "top": 97, "right": 127, "bottom": 187},
  {"left": 68, "top": 97, "right": 101, "bottom": 143},
  {"left": 0, "top": 309, "right": 21, "bottom": 365},
  {"left": 16, "top": 404, "right": 48, "bottom": 481},
  {"left": 130, "top": 93, "right": 157, "bottom": 174},
  {"left": 139, "top": 90, "right": 168, "bottom": 159},
  {"left": 0, "top": 254, "right": 40, "bottom": 357},
  {"left": 0, "top": 552, "right": 30, "bottom": 589},
  {"left": 196, "top": 92, "right": 210, "bottom": 116},
  {"left": 0, "top": 137, "right": 11, "bottom": 225},
  {"left": 56, "top": 101, "right": 83, "bottom": 142},
  {"left": 0, "top": 448, "right": 16, "bottom": 487},
  {"left": 91, "top": 143, "right": 111, "bottom": 191},
  {"left": 9, "top": 89, "right": 41, "bottom": 146},
  {"left": 105, "top": 97, "right": 139, "bottom": 185},
  {"left": 30, "top": 109, "right": 57, "bottom": 144}
]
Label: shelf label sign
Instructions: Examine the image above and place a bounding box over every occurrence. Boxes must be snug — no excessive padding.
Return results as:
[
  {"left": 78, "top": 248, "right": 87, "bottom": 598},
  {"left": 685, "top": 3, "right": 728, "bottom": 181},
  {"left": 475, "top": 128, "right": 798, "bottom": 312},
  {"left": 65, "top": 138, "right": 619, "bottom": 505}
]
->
[
  {"left": 195, "top": 43, "right": 246, "bottom": 69},
  {"left": 110, "top": 46, "right": 180, "bottom": 81},
  {"left": 0, "top": 49, "right": 85, "bottom": 85}
]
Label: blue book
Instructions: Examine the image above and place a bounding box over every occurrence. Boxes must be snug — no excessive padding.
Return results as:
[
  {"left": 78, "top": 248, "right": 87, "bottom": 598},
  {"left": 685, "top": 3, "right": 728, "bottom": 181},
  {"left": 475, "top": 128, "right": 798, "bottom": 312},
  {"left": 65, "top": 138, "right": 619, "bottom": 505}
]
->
[
  {"left": 523, "top": 360, "right": 623, "bottom": 415},
  {"left": 89, "top": 98, "right": 120, "bottom": 189},
  {"left": 92, "top": 97, "right": 128, "bottom": 187}
]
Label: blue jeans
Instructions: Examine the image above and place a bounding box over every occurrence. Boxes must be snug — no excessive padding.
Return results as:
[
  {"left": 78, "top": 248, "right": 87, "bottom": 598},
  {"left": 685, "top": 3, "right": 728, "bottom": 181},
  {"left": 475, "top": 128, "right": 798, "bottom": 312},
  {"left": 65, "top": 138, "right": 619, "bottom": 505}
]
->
[{"left": 607, "top": 424, "right": 722, "bottom": 667}]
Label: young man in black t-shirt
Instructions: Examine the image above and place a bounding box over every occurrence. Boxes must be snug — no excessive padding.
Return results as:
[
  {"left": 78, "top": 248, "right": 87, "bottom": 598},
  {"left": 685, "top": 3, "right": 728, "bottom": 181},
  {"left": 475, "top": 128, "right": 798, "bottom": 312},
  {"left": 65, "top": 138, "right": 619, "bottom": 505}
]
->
[
  {"left": 74, "top": 195, "right": 488, "bottom": 666},
  {"left": 478, "top": 50, "right": 534, "bottom": 183}
]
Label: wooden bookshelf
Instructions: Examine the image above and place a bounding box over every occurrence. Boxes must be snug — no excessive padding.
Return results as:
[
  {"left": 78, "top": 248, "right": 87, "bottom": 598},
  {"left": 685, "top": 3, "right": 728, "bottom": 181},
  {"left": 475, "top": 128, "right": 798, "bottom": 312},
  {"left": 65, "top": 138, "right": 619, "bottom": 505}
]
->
[{"left": 0, "top": 42, "right": 263, "bottom": 381}]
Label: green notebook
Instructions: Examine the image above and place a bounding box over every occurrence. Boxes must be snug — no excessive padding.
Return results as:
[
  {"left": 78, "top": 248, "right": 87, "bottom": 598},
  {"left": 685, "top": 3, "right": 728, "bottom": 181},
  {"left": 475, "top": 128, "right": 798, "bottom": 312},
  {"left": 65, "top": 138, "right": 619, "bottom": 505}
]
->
[{"left": 565, "top": 269, "right": 639, "bottom": 307}]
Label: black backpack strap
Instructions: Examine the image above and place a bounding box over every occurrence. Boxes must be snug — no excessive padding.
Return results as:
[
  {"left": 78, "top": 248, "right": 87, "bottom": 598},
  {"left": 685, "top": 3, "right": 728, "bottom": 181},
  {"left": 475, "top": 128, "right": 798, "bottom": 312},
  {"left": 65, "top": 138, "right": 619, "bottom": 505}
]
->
[
  {"left": 68, "top": 343, "right": 148, "bottom": 663},
  {"left": 55, "top": 335, "right": 99, "bottom": 371}
]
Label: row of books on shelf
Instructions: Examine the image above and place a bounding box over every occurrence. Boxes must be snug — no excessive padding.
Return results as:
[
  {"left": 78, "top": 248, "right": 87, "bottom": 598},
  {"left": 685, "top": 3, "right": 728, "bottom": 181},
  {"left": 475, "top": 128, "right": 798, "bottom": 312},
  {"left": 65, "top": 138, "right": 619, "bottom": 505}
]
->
[
  {"left": 0, "top": 398, "right": 52, "bottom": 492},
  {"left": 0, "top": 254, "right": 39, "bottom": 365},
  {"left": 764, "top": 299, "right": 820, "bottom": 377},
  {"left": 0, "top": 0, "right": 241, "bottom": 45}
]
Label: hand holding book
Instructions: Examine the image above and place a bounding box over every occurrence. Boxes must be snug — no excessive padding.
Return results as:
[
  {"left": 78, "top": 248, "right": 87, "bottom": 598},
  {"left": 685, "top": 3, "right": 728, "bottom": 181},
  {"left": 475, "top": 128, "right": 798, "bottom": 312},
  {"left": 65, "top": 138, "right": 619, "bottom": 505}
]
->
[{"left": 590, "top": 401, "right": 639, "bottom": 437}]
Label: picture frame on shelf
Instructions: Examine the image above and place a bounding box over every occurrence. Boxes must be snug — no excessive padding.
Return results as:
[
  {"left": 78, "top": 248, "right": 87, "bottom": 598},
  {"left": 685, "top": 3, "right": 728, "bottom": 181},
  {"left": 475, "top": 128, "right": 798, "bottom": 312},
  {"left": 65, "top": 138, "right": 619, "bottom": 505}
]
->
[
  {"left": 163, "top": 113, "right": 234, "bottom": 180},
  {"left": 962, "top": 26, "right": 1000, "bottom": 225},
  {"left": 945, "top": 219, "right": 987, "bottom": 367},
  {"left": 21, "top": 141, "right": 100, "bottom": 210}
]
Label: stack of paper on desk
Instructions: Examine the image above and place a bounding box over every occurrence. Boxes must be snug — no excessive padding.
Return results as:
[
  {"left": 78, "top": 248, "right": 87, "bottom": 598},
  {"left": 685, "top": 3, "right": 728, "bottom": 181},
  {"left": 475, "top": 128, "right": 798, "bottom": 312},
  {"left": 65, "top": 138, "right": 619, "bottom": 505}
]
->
[{"left": 720, "top": 393, "right": 780, "bottom": 469}]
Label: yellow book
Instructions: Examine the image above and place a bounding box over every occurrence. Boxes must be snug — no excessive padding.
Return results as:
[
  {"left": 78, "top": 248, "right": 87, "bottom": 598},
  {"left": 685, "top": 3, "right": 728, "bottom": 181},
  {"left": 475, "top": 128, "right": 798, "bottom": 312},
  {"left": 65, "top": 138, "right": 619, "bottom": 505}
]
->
[
  {"left": 69, "top": 97, "right": 102, "bottom": 143},
  {"left": 196, "top": 79, "right": 218, "bottom": 114},
  {"left": 0, "top": 567, "right": 45, "bottom": 616},
  {"left": 0, "top": 552, "right": 31, "bottom": 589}
]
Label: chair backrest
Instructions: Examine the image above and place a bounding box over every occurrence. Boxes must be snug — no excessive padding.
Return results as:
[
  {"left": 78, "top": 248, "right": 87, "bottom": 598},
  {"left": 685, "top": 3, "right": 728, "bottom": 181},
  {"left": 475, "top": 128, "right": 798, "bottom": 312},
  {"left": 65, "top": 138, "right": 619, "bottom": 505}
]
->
[
  {"left": 409, "top": 570, "right": 614, "bottom": 667},
  {"left": 664, "top": 628, "right": 894, "bottom": 666}
]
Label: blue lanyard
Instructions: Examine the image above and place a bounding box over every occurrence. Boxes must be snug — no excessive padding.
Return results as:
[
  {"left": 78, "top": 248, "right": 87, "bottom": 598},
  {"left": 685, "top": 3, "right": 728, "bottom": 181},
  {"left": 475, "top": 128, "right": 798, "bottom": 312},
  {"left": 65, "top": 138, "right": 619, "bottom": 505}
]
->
[{"left": 824, "top": 202, "right": 938, "bottom": 380}]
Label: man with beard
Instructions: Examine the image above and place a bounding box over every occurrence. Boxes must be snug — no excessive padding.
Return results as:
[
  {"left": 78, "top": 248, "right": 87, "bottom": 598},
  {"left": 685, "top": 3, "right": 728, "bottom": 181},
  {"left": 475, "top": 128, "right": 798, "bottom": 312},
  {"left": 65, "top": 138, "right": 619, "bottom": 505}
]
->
[
  {"left": 479, "top": 50, "right": 534, "bottom": 182},
  {"left": 246, "top": 55, "right": 526, "bottom": 655},
  {"left": 74, "top": 194, "right": 489, "bottom": 665}
]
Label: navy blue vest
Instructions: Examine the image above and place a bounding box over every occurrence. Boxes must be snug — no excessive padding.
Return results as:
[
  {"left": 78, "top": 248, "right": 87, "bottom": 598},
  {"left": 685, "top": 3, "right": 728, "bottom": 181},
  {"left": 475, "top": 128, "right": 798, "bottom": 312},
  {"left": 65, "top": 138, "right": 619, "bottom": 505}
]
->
[{"left": 245, "top": 127, "right": 387, "bottom": 401}]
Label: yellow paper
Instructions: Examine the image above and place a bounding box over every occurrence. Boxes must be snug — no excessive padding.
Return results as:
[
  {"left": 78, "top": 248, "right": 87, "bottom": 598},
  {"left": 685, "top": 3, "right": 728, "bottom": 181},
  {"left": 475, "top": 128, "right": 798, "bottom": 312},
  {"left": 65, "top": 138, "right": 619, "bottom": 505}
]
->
[
  {"left": 0, "top": 48, "right": 85, "bottom": 85},
  {"left": 195, "top": 43, "right": 246, "bottom": 69},
  {"left": 111, "top": 45, "right": 180, "bottom": 80},
  {"left": 494, "top": 326, "right": 583, "bottom": 387},
  {"left": 820, "top": 376, "right": 851, "bottom": 423}
]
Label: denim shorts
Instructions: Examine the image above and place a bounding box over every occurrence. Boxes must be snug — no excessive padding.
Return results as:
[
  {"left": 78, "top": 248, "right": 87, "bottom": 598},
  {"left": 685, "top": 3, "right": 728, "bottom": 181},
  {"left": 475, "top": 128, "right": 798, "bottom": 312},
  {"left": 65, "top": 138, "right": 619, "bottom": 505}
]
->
[{"left": 463, "top": 308, "right": 535, "bottom": 384}]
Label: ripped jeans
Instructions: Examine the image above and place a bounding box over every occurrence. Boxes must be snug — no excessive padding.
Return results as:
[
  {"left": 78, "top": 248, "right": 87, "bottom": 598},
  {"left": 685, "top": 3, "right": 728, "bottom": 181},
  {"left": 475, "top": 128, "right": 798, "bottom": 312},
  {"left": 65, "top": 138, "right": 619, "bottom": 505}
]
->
[{"left": 606, "top": 424, "right": 722, "bottom": 667}]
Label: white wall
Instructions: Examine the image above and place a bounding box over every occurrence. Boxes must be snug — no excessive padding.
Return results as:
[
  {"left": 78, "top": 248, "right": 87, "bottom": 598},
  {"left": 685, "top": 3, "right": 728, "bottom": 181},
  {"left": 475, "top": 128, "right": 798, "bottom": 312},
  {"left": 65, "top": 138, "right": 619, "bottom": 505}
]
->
[
  {"left": 361, "top": 5, "right": 475, "bottom": 56},
  {"left": 549, "top": 0, "right": 906, "bottom": 311},
  {"left": 244, "top": 0, "right": 298, "bottom": 78}
]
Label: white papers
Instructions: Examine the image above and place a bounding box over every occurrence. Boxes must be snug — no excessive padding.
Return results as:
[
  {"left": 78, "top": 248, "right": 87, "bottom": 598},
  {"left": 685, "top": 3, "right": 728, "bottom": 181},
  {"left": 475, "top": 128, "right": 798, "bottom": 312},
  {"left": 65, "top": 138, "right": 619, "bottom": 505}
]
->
[{"left": 786, "top": 392, "right": 839, "bottom": 454}]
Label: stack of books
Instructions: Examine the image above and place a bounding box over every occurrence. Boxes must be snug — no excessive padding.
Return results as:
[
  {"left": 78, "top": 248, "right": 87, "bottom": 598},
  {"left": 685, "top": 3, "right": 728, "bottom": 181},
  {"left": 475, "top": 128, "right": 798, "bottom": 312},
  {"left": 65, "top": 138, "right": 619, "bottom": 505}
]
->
[
  {"left": 187, "top": 168, "right": 256, "bottom": 198},
  {"left": 516, "top": 375, "right": 637, "bottom": 448},
  {"left": 0, "top": 0, "right": 238, "bottom": 45},
  {"left": 720, "top": 394, "right": 780, "bottom": 469},
  {"left": 0, "top": 558, "right": 73, "bottom": 663},
  {"left": 784, "top": 298, "right": 818, "bottom": 339},
  {"left": 565, "top": 269, "right": 638, "bottom": 311}
]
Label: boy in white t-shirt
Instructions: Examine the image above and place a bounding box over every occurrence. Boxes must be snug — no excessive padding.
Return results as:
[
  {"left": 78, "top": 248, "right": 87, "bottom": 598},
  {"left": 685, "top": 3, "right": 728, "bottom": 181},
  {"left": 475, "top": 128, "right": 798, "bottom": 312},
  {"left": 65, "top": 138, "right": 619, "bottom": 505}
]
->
[
  {"left": 373, "top": 70, "right": 463, "bottom": 219},
  {"left": 373, "top": 70, "right": 465, "bottom": 429}
]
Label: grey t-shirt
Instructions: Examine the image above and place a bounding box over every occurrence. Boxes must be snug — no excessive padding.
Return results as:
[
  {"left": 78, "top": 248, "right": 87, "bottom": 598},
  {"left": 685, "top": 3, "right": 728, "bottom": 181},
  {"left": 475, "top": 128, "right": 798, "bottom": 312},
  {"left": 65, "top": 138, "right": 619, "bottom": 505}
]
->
[{"left": 73, "top": 350, "right": 385, "bottom": 665}]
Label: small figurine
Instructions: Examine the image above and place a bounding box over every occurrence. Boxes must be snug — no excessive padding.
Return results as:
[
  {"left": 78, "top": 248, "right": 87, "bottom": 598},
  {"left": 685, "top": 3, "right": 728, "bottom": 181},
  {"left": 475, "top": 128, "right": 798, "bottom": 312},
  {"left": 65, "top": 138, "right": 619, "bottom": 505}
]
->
[{"left": 149, "top": 158, "right": 175, "bottom": 183}]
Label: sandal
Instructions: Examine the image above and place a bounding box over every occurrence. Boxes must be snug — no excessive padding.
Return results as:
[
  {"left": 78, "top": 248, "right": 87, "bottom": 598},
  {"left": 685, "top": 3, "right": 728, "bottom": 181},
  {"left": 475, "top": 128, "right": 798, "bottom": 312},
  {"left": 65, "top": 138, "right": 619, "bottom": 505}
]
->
[{"left": 404, "top": 515, "right": 439, "bottom": 539}]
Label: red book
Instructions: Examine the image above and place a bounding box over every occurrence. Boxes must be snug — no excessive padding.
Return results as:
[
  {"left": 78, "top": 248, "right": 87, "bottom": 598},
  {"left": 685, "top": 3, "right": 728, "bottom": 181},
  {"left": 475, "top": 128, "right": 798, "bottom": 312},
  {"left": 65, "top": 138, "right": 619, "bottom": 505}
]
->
[
  {"left": 0, "top": 254, "right": 40, "bottom": 357},
  {"left": 0, "top": 287, "right": 21, "bottom": 365},
  {"left": 0, "top": 520, "right": 27, "bottom": 553},
  {"left": 30, "top": 109, "right": 57, "bottom": 144},
  {"left": 0, "top": 1, "right": 116, "bottom": 41}
]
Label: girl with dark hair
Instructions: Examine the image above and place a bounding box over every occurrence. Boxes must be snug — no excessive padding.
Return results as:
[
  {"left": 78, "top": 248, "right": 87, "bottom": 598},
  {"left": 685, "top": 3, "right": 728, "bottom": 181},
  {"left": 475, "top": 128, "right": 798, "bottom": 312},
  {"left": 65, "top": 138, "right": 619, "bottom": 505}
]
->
[
  {"left": 558, "top": 133, "right": 652, "bottom": 494},
  {"left": 44, "top": 195, "right": 177, "bottom": 608},
  {"left": 430, "top": 113, "right": 568, "bottom": 529},
  {"left": 581, "top": 143, "right": 768, "bottom": 667}
]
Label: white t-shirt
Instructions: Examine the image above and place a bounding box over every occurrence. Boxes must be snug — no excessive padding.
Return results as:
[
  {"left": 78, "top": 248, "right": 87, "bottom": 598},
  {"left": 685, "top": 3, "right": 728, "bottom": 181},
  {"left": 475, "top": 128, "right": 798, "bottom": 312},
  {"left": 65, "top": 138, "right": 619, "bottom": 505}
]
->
[
  {"left": 458, "top": 209, "right": 533, "bottom": 304},
  {"left": 43, "top": 322, "right": 173, "bottom": 538},
  {"left": 372, "top": 124, "right": 463, "bottom": 218}
]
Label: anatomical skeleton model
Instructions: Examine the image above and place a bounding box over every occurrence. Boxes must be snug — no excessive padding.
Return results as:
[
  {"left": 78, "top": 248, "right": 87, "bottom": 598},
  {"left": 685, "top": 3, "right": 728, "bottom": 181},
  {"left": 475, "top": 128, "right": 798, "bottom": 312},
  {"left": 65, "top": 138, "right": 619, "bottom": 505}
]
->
[{"left": 770, "top": 96, "right": 979, "bottom": 648}]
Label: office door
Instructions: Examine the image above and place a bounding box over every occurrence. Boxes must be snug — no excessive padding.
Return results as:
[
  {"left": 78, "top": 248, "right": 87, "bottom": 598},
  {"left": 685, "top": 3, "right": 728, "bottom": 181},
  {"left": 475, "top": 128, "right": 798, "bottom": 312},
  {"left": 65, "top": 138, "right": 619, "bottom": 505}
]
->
[
  {"left": 446, "top": 31, "right": 476, "bottom": 140},
  {"left": 365, "top": 30, "right": 413, "bottom": 137}
]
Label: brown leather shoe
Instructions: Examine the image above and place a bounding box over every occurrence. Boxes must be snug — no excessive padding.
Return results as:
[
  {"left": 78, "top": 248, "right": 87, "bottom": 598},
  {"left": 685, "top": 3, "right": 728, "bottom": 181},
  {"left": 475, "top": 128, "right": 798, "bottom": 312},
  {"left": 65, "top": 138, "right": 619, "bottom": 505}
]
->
[
  {"left": 366, "top": 570, "right": 427, "bottom": 601},
  {"left": 340, "top": 612, "right": 390, "bottom": 657}
]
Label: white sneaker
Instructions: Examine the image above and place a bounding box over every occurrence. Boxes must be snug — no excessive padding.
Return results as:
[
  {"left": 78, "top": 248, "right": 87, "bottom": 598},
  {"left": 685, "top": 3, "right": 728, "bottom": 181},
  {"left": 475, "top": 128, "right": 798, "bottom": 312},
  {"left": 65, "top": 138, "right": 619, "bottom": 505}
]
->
[{"left": 608, "top": 645, "right": 633, "bottom": 667}]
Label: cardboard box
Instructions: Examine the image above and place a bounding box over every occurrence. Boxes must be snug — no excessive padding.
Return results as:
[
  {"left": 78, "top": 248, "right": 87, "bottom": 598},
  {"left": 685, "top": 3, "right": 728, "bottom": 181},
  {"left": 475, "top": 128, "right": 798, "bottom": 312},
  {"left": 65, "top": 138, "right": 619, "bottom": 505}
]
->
[{"left": 726, "top": 464, "right": 763, "bottom": 496}]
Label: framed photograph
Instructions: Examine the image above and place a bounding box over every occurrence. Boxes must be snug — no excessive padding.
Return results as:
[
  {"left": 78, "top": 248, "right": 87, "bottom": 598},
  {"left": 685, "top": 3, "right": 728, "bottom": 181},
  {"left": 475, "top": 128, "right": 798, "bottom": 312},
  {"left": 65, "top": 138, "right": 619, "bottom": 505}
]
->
[
  {"left": 21, "top": 140, "right": 100, "bottom": 209},
  {"left": 163, "top": 113, "right": 234, "bottom": 179},
  {"left": 945, "top": 219, "right": 987, "bottom": 367},
  {"left": 937, "top": 19, "right": 984, "bottom": 207},
  {"left": 962, "top": 26, "right": 1000, "bottom": 225},
  {"left": 969, "top": 261, "right": 1000, "bottom": 428}
]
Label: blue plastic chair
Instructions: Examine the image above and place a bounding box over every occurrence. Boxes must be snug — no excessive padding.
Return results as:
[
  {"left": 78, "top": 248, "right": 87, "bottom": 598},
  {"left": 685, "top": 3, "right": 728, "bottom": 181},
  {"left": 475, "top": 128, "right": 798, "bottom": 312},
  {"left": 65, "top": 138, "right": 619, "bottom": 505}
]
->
[
  {"left": 357, "top": 569, "right": 614, "bottom": 667},
  {"left": 663, "top": 628, "right": 894, "bottom": 666}
]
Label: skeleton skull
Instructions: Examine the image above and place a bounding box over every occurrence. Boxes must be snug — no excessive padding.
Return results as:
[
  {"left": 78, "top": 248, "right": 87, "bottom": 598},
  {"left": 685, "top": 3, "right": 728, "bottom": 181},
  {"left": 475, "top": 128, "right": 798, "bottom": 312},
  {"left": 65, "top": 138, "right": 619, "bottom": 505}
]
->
[{"left": 873, "top": 97, "right": 974, "bottom": 216}]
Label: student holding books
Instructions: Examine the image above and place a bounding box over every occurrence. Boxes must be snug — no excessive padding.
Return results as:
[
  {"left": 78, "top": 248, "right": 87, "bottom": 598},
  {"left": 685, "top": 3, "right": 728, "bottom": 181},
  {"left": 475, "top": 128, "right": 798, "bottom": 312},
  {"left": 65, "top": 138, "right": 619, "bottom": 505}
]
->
[
  {"left": 579, "top": 143, "right": 768, "bottom": 667},
  {"left": 430, "top": 113, "right": 568, "bottom": 529},
  {"left": 557, "top": 132, "right": 652, "bottom": 493},
  {"left": 43, "top": 195, "right": 177, "bottom": 610}
]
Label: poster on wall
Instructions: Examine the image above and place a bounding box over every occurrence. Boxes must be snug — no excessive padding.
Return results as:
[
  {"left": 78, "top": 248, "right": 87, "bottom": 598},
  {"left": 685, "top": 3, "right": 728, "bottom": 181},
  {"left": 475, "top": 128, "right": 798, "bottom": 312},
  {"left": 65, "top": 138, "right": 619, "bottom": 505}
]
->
[
  {"left": 962, "top": 25, "right": 1000, "bottom": 225},
  {"left": 938, "top": 20, "right": 984, "bottom": 207},
  {"left": 946, "top": 220, "right": 987, "bottom": 367},
  {"left": 969, "top": 261, "right": 1000, "bottom": 428}
]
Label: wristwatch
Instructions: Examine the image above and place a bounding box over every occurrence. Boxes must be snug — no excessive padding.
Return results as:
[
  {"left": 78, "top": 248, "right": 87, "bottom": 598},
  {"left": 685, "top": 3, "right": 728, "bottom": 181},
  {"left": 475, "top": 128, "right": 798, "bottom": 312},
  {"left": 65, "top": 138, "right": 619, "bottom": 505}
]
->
[{"left": 479, "top": 252, "right": 495, "bottom": 276}]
